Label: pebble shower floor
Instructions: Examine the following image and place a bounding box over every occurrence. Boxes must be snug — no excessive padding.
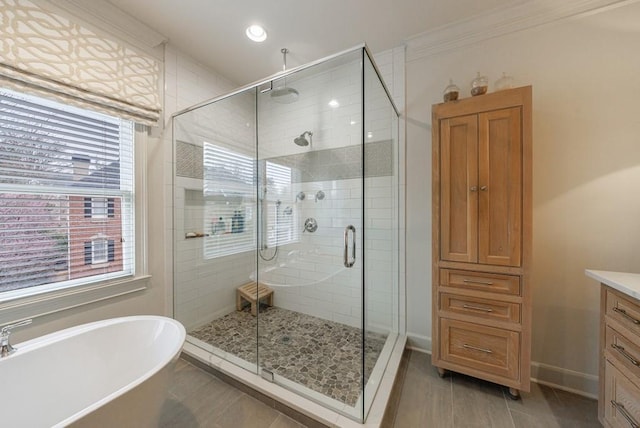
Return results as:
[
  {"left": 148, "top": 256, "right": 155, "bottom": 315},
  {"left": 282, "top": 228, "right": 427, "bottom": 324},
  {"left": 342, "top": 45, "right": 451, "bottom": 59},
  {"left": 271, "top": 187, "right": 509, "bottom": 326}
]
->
[{"left": 190, "top": 305, "right": 386, "bottom": 406}]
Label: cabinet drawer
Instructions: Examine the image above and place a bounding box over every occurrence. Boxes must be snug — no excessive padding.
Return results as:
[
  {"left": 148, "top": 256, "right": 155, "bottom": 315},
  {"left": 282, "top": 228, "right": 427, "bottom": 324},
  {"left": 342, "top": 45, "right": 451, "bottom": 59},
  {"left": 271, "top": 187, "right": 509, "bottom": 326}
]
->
[
  {"left": 607, "top": 289, "right": 640, "bottom": 338},
  {"left": 440, "top": 318, "right": 520, "bottom": 380},
  {"left": 606, "top": 326, "right": 640, "bottom": 380},
  {"left": 440, "top": 293, "right": 520, "bottom": 324},
  {"left": 440, "top": 269, "right": 520, "bottom": 296},
  {"left": 604, "top": 360, "right": 640, "bottom": 428}
]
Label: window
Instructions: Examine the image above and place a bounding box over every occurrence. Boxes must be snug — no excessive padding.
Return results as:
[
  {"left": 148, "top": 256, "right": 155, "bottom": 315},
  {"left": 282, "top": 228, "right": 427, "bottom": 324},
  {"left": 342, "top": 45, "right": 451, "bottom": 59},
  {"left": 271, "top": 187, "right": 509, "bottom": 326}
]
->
[
  {"left": 202, "top": 143, "right": 256, "bottom": 258},
  {"left": 91, "top": 238, "right": 108, "bottom": 264},
  {"left": 0, "top": 88, "right": 135, "bottom": 296},
  {"left": 201, "top": 143, "right": 296, "bottom": 259},
  {"left": 264, "top": 161, "right": 296, "bottom": 246},
  {"left": 84, "top": 197, "right": 115, "bottom": 219},
  {"left": 90, "top": 197, "right": 108, "bottom": 219}
]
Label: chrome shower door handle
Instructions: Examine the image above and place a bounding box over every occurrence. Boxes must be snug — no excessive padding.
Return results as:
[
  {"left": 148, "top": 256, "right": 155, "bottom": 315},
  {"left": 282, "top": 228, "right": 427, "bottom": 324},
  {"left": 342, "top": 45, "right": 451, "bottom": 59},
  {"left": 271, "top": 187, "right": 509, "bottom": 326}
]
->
[{"left": 344, "top": 225, "right": 356, "bottom": 268}]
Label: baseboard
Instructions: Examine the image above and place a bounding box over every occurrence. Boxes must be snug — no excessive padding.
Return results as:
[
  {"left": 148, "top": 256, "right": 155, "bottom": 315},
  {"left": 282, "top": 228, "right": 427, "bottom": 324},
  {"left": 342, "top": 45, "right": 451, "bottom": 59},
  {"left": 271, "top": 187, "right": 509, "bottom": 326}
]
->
[
  {"left": 406, "top": 332, "right": 431, "bottom": 351},
  {"left": 530, "top": 361, "right": 598, "bottom": 399},
  {"left": 404, "top": 334, "right": 598, "bottom": 399}
]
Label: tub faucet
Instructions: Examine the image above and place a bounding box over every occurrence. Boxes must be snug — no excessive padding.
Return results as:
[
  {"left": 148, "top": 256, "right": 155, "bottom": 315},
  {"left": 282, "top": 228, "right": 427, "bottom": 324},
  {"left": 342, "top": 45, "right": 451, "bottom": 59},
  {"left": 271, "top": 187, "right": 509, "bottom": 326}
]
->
[{"left": 1, "top": 319, "right": 32, "bottom": 357}]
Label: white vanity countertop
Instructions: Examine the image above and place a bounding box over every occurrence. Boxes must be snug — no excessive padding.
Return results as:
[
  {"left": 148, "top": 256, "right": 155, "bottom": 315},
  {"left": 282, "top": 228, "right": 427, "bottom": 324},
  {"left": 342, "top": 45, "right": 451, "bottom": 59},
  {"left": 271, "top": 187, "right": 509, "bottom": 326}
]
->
[{"left": 585, "top": 269, "right": 640, "bottom": 300}]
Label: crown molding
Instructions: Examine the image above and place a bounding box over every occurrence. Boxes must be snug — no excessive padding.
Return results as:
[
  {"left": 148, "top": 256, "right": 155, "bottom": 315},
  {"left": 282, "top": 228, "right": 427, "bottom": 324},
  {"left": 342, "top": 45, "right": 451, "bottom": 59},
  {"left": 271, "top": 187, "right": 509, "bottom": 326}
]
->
[{"left": 405, "top": 0, "right": 639, "bottom": 62}]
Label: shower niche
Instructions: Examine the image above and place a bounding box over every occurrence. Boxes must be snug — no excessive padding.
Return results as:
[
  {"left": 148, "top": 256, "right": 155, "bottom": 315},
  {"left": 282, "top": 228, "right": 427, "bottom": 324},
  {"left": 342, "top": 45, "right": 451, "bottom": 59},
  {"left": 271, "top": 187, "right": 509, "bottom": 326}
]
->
[{"left": 172, "top": 45, "right": 401, "bottom": 423}]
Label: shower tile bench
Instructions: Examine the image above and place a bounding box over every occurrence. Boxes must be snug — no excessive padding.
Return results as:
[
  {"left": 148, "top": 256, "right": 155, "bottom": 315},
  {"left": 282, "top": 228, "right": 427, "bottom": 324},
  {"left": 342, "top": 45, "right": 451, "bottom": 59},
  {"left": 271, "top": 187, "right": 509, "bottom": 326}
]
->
[{"left": 236, "top": 282, "right": 274, "bottom": 316}]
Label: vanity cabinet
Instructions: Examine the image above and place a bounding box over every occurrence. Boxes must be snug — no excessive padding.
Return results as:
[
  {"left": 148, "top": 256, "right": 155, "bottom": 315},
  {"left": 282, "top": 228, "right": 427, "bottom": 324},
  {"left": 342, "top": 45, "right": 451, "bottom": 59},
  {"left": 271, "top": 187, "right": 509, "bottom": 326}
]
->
[
  {"left": 432, "top": 86, "right": 532, "bottom": 397},
  {"left": 600, "top": 284, "right": 640, "bottom": 427}
]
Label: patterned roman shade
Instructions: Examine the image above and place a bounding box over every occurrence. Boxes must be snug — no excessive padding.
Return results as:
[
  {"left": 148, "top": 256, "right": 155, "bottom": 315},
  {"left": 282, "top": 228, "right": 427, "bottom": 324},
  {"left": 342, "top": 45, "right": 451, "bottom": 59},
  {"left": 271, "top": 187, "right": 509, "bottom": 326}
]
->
[{"left": 0, "top": 0, "right": 162, "bottom": 124}]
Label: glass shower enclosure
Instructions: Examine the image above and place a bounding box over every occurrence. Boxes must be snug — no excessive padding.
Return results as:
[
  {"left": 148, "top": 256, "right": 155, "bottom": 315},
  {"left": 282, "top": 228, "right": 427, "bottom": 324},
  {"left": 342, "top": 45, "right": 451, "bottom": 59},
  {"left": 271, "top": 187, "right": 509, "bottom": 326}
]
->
[{"left": 172, "top": 45, "right": 399, "bottom": 422}]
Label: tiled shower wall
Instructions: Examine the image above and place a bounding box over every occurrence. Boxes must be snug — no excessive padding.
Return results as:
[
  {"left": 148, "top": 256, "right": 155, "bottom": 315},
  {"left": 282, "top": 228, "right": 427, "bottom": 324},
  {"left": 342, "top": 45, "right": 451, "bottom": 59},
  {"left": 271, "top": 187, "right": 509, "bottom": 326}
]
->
[
  {"left": 171, "top": 47, "right": 405, "bottom": 332},
  {"left": 268, "top": 173, "right": 396, "bottom": 331}
]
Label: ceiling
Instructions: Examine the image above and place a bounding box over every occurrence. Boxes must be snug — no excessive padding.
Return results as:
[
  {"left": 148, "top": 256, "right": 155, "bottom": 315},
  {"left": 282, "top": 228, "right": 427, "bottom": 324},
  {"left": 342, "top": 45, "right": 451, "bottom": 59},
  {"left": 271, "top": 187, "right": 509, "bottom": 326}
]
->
[{"left": 106, "top": 0, "right": 520, "bottom": 86}]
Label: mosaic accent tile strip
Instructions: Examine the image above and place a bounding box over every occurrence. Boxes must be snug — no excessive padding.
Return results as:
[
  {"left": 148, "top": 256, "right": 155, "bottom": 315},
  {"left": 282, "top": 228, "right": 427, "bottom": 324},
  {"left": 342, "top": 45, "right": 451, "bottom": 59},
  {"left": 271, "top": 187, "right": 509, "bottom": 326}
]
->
[
  {"left": 190, "top": 306, "right": 387, "bottom": 407},
  {"left": 176, "top": 141, "right": 203, "bottom": 179},
  {"left": 176, "top": 140, "right": 394, "bottom": 183},
  {"left": 271, "top": 140, "right": 394, "bottom": 183}
]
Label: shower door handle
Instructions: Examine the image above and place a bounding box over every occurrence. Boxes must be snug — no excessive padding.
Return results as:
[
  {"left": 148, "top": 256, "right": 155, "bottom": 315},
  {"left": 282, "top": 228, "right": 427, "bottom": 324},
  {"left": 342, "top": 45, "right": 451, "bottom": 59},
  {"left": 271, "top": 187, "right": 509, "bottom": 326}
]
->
[{"left": 344, "top": 225, "right": 356, "bottom": 268}]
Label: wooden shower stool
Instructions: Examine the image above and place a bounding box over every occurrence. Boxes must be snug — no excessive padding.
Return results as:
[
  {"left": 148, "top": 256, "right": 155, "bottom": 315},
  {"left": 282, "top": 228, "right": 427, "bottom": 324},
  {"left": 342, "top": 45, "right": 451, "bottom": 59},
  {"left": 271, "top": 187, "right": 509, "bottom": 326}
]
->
[{"left": 236, "top": 282, "right": 274, "bottom": 316}]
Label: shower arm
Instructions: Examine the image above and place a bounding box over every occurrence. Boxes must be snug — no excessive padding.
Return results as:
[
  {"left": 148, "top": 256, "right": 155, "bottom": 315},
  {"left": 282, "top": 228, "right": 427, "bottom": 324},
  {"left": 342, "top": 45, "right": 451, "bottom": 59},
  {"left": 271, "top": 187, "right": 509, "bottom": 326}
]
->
[{"left": 281, "top": 48, "right": 288, "bottom": 71}]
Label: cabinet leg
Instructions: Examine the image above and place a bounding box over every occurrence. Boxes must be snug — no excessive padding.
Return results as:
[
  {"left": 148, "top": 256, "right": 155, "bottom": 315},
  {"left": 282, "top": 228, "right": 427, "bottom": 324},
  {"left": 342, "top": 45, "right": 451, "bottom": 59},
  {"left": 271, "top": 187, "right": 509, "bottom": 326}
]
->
[
  {"left": 437, "top": 367, "right": 447, "bottom": 378},
  {"left": 507, "top": 387, "right": 520, "bottom": 400}
]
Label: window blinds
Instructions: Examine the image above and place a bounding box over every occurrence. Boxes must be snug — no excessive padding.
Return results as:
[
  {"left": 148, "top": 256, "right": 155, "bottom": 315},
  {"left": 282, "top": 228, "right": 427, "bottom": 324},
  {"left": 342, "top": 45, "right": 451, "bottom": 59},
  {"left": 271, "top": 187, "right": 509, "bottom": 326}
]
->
[
  {"left": 203, "top": 143, "right": 256, "bottom": 258},
  {"left": 0, "top": 88, "right": 134, "bottom": 294},
  {"left": 200, "top": 143, "right": 297, "bottom": 259},
  {"left": 0, "top": 0, "right": 162, "bottom": 125},
  {"left": 264, "top": 161, "right": 295, "bottom": 246}
]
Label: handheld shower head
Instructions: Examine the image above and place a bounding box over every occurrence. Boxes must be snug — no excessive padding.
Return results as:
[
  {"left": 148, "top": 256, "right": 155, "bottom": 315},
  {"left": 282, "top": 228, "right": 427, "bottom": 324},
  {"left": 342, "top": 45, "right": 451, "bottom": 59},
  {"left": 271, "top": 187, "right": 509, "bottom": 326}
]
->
[{"left": 294, "top": 131, "right": 312, "bottom": 147}]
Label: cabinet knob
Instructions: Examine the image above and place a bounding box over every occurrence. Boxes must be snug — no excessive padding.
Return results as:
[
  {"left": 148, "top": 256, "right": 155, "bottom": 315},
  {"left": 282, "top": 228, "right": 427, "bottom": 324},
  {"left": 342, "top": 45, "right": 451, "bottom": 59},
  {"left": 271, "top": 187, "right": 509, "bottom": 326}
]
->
[
  {"left": 480, "top": 186, "right": 488, "bottom": 191},
  {"left": 470, "top": 186, "right": 478, "bottom": 192}
]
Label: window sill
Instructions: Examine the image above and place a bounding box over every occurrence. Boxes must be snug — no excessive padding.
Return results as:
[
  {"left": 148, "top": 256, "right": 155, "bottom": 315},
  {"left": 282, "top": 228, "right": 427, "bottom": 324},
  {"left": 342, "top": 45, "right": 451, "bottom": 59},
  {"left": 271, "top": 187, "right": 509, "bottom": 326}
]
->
[
  {"left": 90, "top": 262, "right": 110, "bottom": 268},
  {"left": 0, "top": 275, "right": 150, "bottom": 325}
]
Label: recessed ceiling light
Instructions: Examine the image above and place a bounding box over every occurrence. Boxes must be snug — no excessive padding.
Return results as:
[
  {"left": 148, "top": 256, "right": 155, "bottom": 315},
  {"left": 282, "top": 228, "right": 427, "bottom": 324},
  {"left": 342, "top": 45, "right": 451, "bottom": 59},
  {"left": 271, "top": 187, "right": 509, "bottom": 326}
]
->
[
  {"left": 246, "top": 25, "right": 267, "bottom": 42},
  {"left": 328, "top": 99, "right": 340, "bottom": 108},
  {"left": 367, "top": 131, "right": 373, "bottom": 139}
]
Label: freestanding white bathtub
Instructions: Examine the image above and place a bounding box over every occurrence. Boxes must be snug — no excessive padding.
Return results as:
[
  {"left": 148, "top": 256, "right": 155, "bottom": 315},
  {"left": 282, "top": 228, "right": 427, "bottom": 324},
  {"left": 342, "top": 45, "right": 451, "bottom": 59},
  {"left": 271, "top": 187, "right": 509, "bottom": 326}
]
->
[{"left": 0, "top": 315, "right": 186, "bottom": 428}]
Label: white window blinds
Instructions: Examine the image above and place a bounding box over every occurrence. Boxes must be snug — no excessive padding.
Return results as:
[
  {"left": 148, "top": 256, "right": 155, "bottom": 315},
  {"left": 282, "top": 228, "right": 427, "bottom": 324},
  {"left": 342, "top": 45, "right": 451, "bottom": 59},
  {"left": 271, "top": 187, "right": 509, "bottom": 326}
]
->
[
  {"left": 0, "top": 0, "right": 162, "bottom": 124},
  {"left": 200, "top": 144, "right": 297, "bottom": 259},
  {"left": 202, "top": 143, "right": 256, "bottom": 258},
  {"left": 0, "top": 88, "right": 134, "bottom": 295}
]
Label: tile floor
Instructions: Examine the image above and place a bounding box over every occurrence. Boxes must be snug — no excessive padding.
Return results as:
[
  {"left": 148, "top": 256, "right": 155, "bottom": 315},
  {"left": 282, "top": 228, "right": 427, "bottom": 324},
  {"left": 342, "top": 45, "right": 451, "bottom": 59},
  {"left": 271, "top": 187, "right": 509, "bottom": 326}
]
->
[
  {"left": 190, "top": 306, "right": 386, "bottom": 406},
  {"left": 388, "top": 351, "right": 601, "bottom": 428},
  {"left": 160, "top": 350, "right": 601, "bottom": 427}
]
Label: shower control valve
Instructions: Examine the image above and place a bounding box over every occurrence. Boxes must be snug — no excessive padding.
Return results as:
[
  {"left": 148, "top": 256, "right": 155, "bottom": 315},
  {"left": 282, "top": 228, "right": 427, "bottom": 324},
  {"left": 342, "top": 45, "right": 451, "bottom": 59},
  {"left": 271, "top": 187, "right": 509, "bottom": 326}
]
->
[{"left": 303, "top": 218, "right": 318, "bottom": 233}]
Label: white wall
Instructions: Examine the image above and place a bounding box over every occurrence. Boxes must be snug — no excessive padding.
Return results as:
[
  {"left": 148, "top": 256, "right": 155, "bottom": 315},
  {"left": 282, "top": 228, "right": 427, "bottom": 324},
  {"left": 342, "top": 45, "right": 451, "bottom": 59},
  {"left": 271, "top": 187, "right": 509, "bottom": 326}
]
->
[{"left": 404, "top": 2, "right": 640, "bottom": 394}]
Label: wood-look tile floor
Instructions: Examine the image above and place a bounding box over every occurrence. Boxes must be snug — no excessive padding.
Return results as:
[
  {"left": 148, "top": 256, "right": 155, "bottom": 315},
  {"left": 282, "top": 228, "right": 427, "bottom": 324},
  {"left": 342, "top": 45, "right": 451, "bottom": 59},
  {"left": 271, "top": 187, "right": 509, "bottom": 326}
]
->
[{"left": 160, "top": 350, "right": 601, "bottom": 428}]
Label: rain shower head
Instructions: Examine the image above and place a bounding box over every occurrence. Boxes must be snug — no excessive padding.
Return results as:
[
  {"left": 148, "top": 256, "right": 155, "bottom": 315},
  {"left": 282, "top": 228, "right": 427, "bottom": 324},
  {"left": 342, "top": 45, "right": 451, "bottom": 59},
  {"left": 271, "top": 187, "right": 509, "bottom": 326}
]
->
[
  {"left": 270, "top": 86, "right": 299, "bottom": 103},
  {"left": 271, "top": 48, "right": 299, "bottom": 104},
  {"left": 294, "top": 131, "right": 312, "bottom": 147}
]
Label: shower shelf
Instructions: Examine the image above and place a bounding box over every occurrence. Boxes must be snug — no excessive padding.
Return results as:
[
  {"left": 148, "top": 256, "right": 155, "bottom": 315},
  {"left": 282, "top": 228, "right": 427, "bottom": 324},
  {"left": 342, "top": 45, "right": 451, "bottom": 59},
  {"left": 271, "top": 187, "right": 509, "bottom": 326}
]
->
[{"left": 185, "top": 232, "right": 209, "bottom": 239}]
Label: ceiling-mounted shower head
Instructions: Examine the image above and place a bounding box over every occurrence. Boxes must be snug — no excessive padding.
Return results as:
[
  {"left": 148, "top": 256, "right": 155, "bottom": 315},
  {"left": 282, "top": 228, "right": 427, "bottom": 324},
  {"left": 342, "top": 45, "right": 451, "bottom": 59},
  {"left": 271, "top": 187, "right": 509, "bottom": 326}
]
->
[
  {"left": 294, "top": 131, "right": 312, "bottom": 147},
  {"left": 270, "top": 86, "right": 299, "bottom": 103},
  {"left": 271, "top": 48, "right": 299, "bottom": 104}
]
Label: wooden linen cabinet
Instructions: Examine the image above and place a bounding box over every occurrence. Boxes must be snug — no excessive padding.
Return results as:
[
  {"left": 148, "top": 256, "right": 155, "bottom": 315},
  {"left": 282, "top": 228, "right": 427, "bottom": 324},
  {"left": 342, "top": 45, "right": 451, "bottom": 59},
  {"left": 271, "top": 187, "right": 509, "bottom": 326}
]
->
[{"left": 432, "top": 86, "right": 532, "bottom": 398}]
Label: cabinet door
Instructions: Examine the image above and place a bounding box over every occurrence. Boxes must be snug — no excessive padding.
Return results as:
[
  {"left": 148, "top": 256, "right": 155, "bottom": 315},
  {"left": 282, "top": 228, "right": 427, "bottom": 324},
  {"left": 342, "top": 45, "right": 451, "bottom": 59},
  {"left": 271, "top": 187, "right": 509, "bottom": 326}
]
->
[
  {"left": 604, "top": 360, "right": 640, "bottom": 428},
  {"left": 440, "top": 115, "right": 478, "bottom": 263},
  {"left": 478, "top": 107, "right": 522, "bottom": 267}
]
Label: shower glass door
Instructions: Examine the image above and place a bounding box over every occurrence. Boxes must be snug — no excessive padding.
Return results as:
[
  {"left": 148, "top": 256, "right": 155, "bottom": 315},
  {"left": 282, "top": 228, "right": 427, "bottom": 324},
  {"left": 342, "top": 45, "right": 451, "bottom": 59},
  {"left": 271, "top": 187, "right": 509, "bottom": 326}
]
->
[{"left": 255, "top": 49, "right": 365, "bottom": 419}]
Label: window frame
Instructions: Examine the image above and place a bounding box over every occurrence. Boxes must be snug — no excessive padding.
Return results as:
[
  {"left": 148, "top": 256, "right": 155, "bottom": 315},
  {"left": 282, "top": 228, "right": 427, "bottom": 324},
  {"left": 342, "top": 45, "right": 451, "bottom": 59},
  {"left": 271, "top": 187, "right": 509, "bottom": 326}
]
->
[{"left": 0, "top": 92, "right": 149, "bottom": 324}]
